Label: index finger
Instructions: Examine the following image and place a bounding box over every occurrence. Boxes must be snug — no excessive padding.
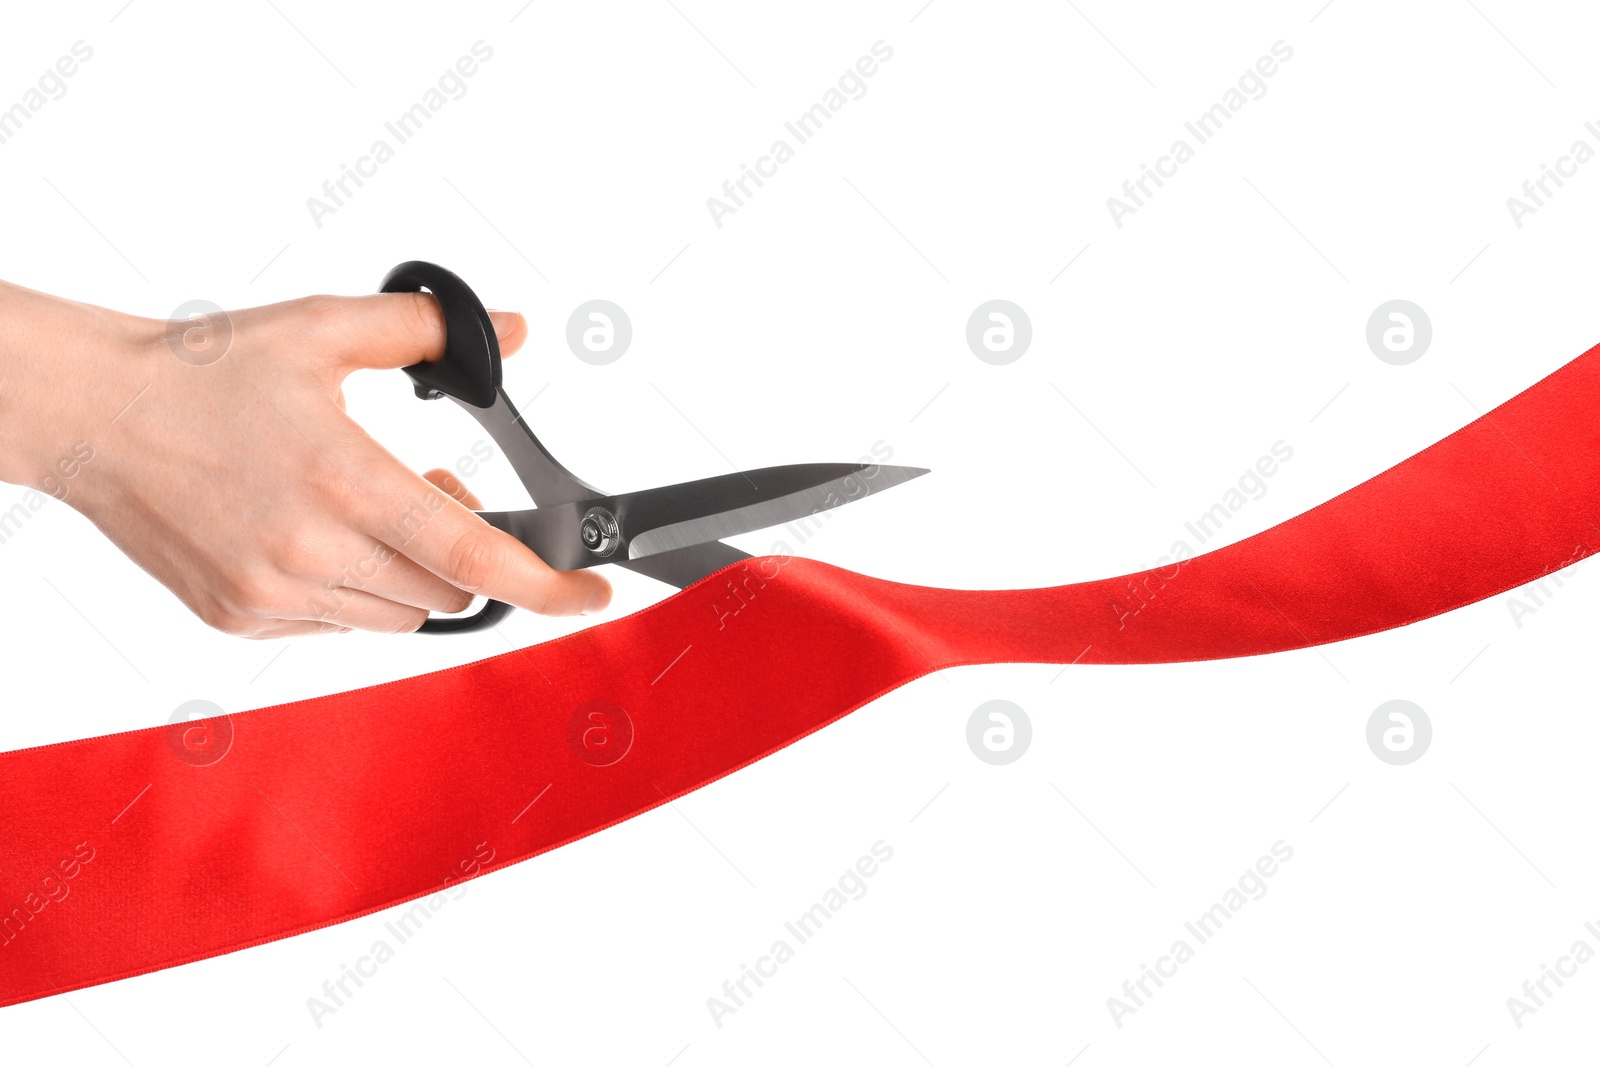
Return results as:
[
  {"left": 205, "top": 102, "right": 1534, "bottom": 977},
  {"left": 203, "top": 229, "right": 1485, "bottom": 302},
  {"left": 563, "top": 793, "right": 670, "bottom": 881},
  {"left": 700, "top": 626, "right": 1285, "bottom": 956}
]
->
[{"left": 364, "top": 469, "right": 612, "bottom": 619}]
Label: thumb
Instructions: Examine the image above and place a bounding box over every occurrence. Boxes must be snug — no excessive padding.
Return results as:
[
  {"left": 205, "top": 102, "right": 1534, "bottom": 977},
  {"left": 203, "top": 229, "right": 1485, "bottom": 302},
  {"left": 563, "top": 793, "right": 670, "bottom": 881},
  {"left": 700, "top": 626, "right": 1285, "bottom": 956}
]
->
[{"left": 287, "top": 292, "right": 526, "bottom": 373}]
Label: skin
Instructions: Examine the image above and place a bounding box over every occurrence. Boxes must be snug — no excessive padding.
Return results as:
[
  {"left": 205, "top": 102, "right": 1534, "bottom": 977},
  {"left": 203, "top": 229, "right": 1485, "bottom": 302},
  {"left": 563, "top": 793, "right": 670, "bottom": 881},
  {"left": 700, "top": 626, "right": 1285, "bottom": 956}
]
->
[{"left": 0, "top": 281, "right": 613, "bottom": 638}]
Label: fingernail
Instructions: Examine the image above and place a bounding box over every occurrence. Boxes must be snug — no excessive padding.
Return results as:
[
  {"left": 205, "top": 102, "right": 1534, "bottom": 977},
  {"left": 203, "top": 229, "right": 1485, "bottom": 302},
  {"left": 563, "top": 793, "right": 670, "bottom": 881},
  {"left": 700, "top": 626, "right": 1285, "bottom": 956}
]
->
[
  {"left": 487, "top": 309, "right": 521, "bottom": 340},
  {"left": 582, "top": 588, "right": 612, "bottom": 615}
]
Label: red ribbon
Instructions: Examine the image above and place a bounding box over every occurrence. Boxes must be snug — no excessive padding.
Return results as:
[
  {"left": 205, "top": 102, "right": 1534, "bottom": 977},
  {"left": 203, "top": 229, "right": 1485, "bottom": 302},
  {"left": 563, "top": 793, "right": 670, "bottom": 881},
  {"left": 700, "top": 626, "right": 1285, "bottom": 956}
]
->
[{"left": 2, "top": 345, "right": 1597, "bottom": 1007}]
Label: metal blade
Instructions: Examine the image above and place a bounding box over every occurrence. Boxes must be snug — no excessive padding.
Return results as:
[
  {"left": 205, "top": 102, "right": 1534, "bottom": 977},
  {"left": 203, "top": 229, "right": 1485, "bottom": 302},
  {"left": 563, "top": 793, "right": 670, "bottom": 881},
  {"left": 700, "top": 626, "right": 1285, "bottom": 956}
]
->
[
  {"left": 464, "top": 387, "right": 754, "bottom": 586},
  {"left": 477, "top": 463, "right": 928, "bottom": 573},
  {"left": 618, "top": 540, "right": 753, "bottom": 589},
  {"left": 627, "top": 463, "right": 927, "bottom": 560}
]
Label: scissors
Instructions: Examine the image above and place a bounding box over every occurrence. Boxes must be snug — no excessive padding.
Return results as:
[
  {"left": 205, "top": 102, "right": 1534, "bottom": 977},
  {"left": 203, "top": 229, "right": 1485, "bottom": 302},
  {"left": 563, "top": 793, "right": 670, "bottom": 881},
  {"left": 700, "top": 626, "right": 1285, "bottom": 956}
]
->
[{"left": 380, "top": 261, "right": 929, "bottom": 633}]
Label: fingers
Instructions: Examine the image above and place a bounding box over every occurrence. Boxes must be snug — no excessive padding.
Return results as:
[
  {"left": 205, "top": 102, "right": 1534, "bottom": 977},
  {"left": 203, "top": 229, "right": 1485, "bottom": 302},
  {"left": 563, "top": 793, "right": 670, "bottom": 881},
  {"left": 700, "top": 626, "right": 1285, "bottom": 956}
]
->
[
  {"left": 423, "top": 467, "right": 483, "bottom": 510},
  {"left": 293, "top": 587, "right": 431, "bottom": 634},
  {"left": 217, "top": 553, "right": 458, "bottom": 635},
  {"left": 332, "top": 537, "right": 476, "bottom": 615},
  {"left": 254, "top": 293, "right": 527, "bottom": 374},
  {"left": 279, "top": 472, "right": 503, "bottom": 632},
  {"left": 227, "top": 579, "right": 428, "bottom": 635},
  {"left": 251, "top": 621, "right": 353, "bottom": 639},
  {"left": 363, "top": 472, "right": 613, "bottom": 618},
  {"left": 200, "top": 611, "right": 351, "bottom": 640},
  {"left": 317, "top": 470, "right": 484, "bottom": 618}
]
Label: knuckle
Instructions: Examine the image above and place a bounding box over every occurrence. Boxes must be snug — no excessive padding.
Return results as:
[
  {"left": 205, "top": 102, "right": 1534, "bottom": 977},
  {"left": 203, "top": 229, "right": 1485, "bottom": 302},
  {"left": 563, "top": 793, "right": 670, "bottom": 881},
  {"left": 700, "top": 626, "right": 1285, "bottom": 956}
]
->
[
  {"left": 399, "top": 292, "right": 444, "bottom": 353},
  {"left": 434, "top": 471, "right": 465, "bottom": 499},
  {"left": 275, "top": 296, "right": 346, "bottom": 368},
  {"left": 354, "top": 607, "right": 425, "bottom": 635},
  {"left": 525, "top": 589, "right": 562, "bottom": 617},
  {"left": 277, "top": 528, "right": 327, "bottom": 577},
  {"left": 392, "top": 608, "right": 429, "bottom": 634},
  {"left": 445, "top": 530, "right": 502, "bottom": 593},
  {"left": 204, "top": 605, "right": 266, "bottom": 638},
  {"left": 227, "top": 570, "right": 290, "bottom": 620},
  {"left": 194, "top": 597, "right": 238, "bottom": 633},
  {"left": 294, "top": 294, "right": 343, "bottom": 329},
  {"left": 318, "top": 466, "right": 365, "bottom": 511}
]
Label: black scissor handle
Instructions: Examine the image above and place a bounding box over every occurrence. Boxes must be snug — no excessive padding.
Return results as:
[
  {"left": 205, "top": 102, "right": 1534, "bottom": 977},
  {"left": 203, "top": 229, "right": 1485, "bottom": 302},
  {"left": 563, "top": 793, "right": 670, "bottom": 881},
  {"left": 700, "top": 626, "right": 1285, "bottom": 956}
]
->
[
  {"left": 413, "top": 596, "right": 514, "bottom": 634},
  {"left": 382, "top": 260, "right": 502, "bottom": 408},
  {"left": 381, "top": 261, "right": 510, "bottom": 633}
]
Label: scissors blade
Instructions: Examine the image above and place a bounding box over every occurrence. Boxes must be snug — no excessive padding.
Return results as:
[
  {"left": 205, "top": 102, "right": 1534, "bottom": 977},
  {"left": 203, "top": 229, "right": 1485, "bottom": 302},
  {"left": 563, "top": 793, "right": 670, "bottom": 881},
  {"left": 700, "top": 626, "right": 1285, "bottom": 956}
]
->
[
  {"left": 626, "top": 462, "right": 928, "bottom": 560},
  {"left": 478, "top": 463, "right": 928, "bottom": 572},
  {"left": 618, "top": 540, "right": 753, "bottom": 589}
]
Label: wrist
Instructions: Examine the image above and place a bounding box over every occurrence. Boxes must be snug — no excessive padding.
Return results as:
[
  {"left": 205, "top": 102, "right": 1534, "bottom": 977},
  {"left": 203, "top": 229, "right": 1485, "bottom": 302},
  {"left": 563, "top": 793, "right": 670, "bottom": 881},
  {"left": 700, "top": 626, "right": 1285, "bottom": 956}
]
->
[{"left": 0, "top": 281, "right": 159, "bottom": 495}]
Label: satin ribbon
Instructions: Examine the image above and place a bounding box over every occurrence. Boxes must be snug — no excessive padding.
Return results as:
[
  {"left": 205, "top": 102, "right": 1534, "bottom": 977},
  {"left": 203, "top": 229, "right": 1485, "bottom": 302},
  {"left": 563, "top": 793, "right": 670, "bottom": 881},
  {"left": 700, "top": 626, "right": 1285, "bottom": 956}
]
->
[{"left": 1, "top": 345, "right": 1596, "bottom": 1008}]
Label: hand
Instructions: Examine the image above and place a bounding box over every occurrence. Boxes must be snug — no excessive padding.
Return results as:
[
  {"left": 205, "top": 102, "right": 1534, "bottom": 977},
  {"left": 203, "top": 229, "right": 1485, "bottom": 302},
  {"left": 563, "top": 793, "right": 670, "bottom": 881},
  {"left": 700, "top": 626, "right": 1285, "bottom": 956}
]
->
[{"left": 0, "top": 281, "right": 613, "bottom": 637}]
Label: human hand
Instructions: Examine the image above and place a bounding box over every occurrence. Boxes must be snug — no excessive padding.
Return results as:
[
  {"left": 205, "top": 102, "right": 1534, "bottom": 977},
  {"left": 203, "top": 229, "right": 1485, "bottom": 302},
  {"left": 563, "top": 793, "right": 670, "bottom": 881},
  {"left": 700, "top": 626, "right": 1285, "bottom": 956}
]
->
[{"left": 0, "top": 281, "right": 613, "bottom": 637}]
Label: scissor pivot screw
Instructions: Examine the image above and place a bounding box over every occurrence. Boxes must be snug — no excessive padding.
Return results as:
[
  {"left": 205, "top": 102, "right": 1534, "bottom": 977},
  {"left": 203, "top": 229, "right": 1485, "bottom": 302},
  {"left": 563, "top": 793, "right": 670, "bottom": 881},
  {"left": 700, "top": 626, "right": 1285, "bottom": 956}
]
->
[{"left": 580, "top": 507, "right": 620, "bottom": 557}]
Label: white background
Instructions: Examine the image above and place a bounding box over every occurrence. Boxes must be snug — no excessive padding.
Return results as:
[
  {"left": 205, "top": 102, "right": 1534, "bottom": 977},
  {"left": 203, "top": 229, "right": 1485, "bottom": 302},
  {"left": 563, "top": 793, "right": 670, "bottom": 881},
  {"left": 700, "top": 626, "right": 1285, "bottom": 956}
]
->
[{"left": 1, "top": 1, "right": 1598, "bottom": 1064}]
